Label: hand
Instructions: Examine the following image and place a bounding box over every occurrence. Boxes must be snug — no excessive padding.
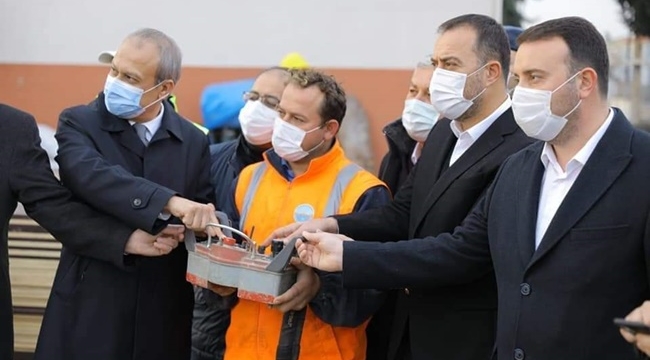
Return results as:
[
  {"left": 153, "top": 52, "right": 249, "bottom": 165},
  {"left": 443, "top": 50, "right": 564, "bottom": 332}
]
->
[
  {"left": 271, "top": 258, "right": 320, "bottom": 313},
  {"left": 207, "top": 283, "right": 237, "bottom": 297},
  {"left": 621, "top": 301, "right": 650, "bottom": 355},
  {"left": 165, "top": 196, "right": 224, "bottom": 238},
  {"left": 296, "top": 231, "right": 348, "bottom": 272},
  {"left": 263, "top": 217, "right": 339, "bottom": 247},
  {"left": 124, "top": 225, "right": 185, "bottom": 256}
]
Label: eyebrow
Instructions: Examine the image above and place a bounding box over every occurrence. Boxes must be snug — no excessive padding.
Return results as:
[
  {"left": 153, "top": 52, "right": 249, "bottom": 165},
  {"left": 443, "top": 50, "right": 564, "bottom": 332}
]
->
[
  {"left": 520, "top": 68, "right": 549, "bottom": 76},
  {"left": 111, "top": 63, "right": 142, "bottom": 81},
  {"left": 437, "top": 56, "right": 462, "bottom": 64}
]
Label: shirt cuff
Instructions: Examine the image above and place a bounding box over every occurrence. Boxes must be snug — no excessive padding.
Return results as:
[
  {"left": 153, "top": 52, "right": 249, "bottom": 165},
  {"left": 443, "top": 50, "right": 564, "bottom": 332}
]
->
[{"left": 158, "top": 211, "right": 172, "bottom": 221}]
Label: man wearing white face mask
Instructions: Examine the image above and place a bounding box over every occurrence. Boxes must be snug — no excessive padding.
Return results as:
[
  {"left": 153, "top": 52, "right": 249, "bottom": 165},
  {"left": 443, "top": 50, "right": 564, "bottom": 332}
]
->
[
  {"left": 367, "top": 62, "right": 435, "bottom": 360},
  {"left": 378, "top": 62, "right": 436, "bottom": 194},
  {"left": 267, "top": 14, "right": 534, "bottom": 360},
  {"left": 191, "top": 66, "right": 290, "bottom": 360},
  {"left": 34, "top": 28, "right": 220, "bottom": 360},
  {"left": 217, "top": 69, "right": 391, "bottom": 360},
  {"left": 294, "top": 16, "right": 650, "bottom": 360}
]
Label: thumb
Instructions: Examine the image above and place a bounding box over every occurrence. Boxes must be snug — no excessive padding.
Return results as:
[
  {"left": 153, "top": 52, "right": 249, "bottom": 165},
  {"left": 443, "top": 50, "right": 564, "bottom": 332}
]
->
[{"left": 289, "top": 257, "right": 308, "bottom": 270}]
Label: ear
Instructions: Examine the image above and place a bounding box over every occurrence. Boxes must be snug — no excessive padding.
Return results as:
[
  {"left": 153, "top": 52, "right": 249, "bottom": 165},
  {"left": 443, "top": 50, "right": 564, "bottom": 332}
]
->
[
  {"left": 159, "top": 80, "right": 176, "bottom": 98},
  {"left": 323, "top": 119, "right": 340, "bottom": 140},
  {"left": 577, "top": 68, "right": 597, "bottom": 99},
  {"left": 484, "top": 60, "right": 503, "bottom": 86}
]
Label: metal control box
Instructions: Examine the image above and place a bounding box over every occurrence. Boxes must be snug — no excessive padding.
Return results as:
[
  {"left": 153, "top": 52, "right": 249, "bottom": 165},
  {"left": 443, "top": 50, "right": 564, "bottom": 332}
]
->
[{"left": 185, "top": 223, "right": 298, "bottom": 304}]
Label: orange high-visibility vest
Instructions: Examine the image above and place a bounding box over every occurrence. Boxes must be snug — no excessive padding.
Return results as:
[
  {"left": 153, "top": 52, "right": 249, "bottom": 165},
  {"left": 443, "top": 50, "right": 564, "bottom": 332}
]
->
[{"left": 226, "top": 141, "right": 386, "bottom": 360}]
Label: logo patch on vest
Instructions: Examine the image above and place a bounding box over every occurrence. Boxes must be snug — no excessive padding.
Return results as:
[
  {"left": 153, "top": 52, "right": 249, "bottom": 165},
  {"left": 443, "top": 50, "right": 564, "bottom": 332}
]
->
[{"left": 293, "top": 204, "right": 315, "bottom": 222}]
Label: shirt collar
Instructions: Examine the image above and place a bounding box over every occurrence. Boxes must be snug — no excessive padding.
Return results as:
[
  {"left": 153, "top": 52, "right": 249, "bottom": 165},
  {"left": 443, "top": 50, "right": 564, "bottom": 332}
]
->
[
  {"left": 449, "top": 97, "right": 512, "bottom": 140},
  {"left": 540, "top": 107, "right": 615, "bottom": 173},
  {"left": 129, "top": 104, "right": 164, "bottom": 136},
  {"left": 410, "top": 142, "right": 423, "bottom": 165}
]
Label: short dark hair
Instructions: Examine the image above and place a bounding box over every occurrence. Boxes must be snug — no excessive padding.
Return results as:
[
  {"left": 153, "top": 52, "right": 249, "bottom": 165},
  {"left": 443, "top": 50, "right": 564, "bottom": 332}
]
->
[
  {"left": 288, "top": 69, "right": 347, "bottom": 125},
  {"left": 518, "top": 16, "right": 609, "bottom": 96},
  {"left": 438, "top": 14, "right": 511, "bottom": 81}
]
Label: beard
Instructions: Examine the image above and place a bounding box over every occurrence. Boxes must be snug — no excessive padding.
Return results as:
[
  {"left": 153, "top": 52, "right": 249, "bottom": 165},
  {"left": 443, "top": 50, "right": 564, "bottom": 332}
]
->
[
  {"left": 548, "top": 86, "right": 582, "bottom": 146},
  {"left": 456, "top": 76, "right": 486, "bottom": 123}
]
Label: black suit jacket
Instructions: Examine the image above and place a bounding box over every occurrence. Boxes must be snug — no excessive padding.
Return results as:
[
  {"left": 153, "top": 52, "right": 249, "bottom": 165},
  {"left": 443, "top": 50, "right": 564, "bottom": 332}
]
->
[
  {"left": 336, "top": 107, "right": 534, "bottom": 360},
  {"left": 343, "top": 109, "right": 650, "bottom": 360},
  {"left": 34, "top": 94, "right": 215, "bottom": 360},
  {"left": 0, "top": 104, "right": 134, "bottom": 360}
]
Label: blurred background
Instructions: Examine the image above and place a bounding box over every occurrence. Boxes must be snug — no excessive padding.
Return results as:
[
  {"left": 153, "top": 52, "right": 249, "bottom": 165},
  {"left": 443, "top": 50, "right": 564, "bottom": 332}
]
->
[
  {"left": 1, "top": 0, "right": 648, "bottom": 172},
  {"left": 2, "top": 0, "right": 649, "bottom": 357}
]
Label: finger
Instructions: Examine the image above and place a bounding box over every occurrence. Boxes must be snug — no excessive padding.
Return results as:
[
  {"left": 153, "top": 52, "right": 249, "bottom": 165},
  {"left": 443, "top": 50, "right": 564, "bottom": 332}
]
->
[
  {"left": 156, "top": 236, "right": 180, "bottom": 249},
  {"left": 627, "top": 307, "right": 643, "bottom": 322},
  {"left": 289, "top": 257, "right": 308, "bottom": 270},
  {"left": 163, "top": 224, "right": 185, "bottom": 233},
  {"left": 153, "top": 242, "right": 173, "bottom": 254},
  {"left": 201, "top": 208, "right": 213, "bottom": 231},
  {"left": 262, "top": 227, "right": 287, "bottom": 247},
  {"left": 637, "top": 335, "right": 650, "bottom": 355},
  {"left": 297, "top": 247, "right": 312, "bottom": 265},
  {"left": 301, "top": 231, "right": 322, "bottom": 244},
  {"left": 621, "top": 328, "right": 637, "bottom": 343},
  {"left": 273, "top": 284, "right": 302, "bottom": 310}
]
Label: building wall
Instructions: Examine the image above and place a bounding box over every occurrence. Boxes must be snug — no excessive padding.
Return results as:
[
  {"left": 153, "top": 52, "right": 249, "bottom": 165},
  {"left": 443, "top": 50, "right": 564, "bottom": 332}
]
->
[{"left": 0, "top": 0, "right": 502, "bottom": 168}]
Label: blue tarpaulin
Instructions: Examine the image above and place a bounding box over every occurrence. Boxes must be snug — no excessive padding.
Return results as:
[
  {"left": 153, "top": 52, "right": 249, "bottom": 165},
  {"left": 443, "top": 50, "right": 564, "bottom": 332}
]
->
[{"left": 200, "top": 78, "right": 255, "bottom": 130}]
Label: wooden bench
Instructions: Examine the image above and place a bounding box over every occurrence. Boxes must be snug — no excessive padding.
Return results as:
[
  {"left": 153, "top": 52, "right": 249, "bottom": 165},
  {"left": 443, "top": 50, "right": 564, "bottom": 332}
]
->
[{"left": 8, "top": 211, "right": 60, "bottom": 355}]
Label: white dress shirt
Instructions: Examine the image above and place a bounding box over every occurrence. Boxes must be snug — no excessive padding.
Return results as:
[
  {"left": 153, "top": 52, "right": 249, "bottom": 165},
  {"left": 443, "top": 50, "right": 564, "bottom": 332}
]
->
[
  {"left": 410, "top": 142, "right": 424, "bottom": 165},
  {"left": 129, "top": 104, "right": 164, "bottom": 143},
  {"left": 534, "top": 108, "right": 615, "bottom": 248},
  {"left": 448, "top": 98, "right": 512, "bottom": 166}
]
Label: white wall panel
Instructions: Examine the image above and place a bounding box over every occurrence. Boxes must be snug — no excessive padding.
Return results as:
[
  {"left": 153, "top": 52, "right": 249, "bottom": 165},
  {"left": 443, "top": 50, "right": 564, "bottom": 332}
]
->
[{"left": 0, "top": 0, "right": 503, "bottom": 68}]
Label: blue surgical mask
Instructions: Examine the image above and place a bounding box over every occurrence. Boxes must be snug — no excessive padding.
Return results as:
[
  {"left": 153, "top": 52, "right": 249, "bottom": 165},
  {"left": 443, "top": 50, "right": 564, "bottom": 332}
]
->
[{"left": 103, "top": 75, "right": 165, "bottom": 119}]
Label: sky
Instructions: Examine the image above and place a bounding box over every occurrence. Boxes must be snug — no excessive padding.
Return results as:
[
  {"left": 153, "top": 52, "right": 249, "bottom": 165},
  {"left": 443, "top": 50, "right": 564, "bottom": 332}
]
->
[{"left": 521, "top": 0, "right": 632, "bottom": 40}]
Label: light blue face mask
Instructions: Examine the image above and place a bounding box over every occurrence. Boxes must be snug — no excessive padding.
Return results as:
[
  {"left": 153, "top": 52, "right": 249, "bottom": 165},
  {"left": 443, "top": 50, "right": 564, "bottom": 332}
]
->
[{"left": 103, "top": 75, "right": 165, "bottom": 119}]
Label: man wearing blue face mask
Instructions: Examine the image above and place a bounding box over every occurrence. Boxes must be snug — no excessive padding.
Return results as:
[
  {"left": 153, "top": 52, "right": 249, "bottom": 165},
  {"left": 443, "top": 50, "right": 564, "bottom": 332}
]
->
[
  {"left": 97, "top": 50, "right": 212, "bottom": 138},
  {"left": 295, "top": 16, "right": 650, "bottom": 360},
  {"left": 267, "top": 14, "right": 534, "bottom": 360},
  {"left": 191, "top": 66, "right": 290, "bottom": 360},
  {"left": 34, "top": 28, "right": 221, "bottom": 360}
]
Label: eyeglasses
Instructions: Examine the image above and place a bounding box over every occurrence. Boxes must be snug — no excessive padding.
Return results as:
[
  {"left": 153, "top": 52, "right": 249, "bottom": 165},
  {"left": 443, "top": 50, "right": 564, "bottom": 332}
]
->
[{"left": 243, "top": 91, "right": 281, "bottom": 110}]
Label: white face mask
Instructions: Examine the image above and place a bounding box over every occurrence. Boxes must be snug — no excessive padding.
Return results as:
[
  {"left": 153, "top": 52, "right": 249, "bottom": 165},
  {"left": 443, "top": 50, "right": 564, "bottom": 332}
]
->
[
  {"left": 429, "top": 64, "right": 488, "bottom": 120},
  {"left": 511, "top": 72, "right": 582, "bottom": 141},
  {"left": 271, "top": 117, "right": 324, "bottom": 162},
  {"left": 401, "top": 99, "right": 440, "bottom": 142},
  {"left": 238, "top": 100, "right": 278, "bottom": 145}
]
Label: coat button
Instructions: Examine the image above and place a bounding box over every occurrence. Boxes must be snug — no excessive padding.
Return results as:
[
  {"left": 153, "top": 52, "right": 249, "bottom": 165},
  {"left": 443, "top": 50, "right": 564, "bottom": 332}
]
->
[
  {"left": 132, "top": 198, "right": 142, "bottom": 207},
  {"left": 514, "top": 348, "right": 525, "bottom": 360},
  {"left": 404, "top": 288, "right": 410, "bottom": 295},
  {"left": 520, "top": 283, "right": 531, "bottom": 296}
]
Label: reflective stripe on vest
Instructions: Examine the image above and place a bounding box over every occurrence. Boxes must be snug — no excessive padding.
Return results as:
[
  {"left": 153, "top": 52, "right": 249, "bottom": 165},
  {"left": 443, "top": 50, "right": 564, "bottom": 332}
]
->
[
  {"left": 239, "top": 162, "right": 362, "bottom": 230},
  {"left": 322, "top": 163, "right": 362, "bottom": 216},
  {"left": 239, "top": 162, "right": 268, "bottom": 231}
]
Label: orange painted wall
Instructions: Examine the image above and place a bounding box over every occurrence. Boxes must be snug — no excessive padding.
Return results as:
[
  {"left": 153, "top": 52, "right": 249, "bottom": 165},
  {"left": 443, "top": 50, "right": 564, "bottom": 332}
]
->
[{"left": 0, "top": 64, "right": 411, "bottom": 170}]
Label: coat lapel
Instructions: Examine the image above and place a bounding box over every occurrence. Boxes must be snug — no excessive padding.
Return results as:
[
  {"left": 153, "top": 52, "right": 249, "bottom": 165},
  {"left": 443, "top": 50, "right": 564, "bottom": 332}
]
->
[
  {"left": 150, "top": 101, "right": 184, "bottom": 145},
  {"left": 412, "top": 110, "right": 517, "bottom": 231},
  {"left": 410, "top": 119, "right": 457, "bottom": 230},
  {"left": 515, "top": 143, "right": 545, "bottom": 266},
  {"left": 526, "top": 111, "right": 634, "bottom": 270},
  {"left": 97, "top": 92, "right": 146, "bottom": 158}
]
